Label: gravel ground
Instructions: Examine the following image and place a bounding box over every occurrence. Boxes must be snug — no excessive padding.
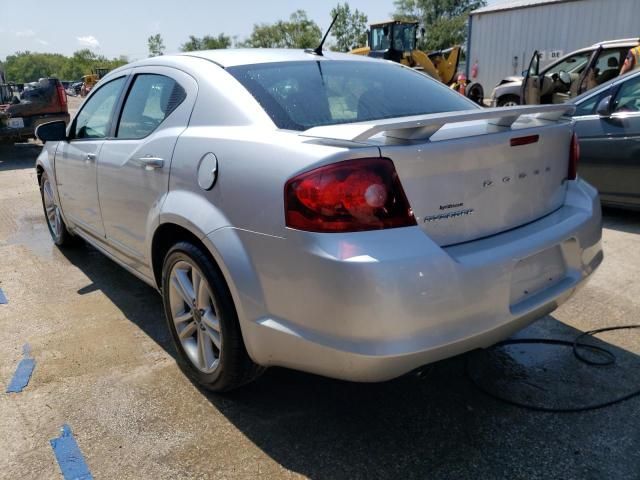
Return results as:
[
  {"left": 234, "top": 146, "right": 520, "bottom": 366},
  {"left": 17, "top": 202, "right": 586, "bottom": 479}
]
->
[{"left": 0, "top": 139, "right": 639, "bottom": 479}]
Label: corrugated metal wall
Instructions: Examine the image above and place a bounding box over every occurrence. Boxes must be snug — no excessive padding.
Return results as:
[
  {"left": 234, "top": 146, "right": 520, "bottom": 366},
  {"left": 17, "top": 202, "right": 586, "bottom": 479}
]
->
[{"left": 468, "top": 0, "right": 640, "bottom": 96}]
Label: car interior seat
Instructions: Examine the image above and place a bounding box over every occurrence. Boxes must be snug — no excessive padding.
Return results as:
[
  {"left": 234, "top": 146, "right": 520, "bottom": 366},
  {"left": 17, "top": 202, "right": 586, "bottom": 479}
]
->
[{"left": 597, "top": 57, "right": 620, "bottom": 84}]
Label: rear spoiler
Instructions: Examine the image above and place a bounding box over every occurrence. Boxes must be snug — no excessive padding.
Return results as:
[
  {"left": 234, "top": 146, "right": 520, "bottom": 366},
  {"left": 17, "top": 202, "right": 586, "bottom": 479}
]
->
[{"left": 301, "top": 104, "right": 575, "bottom": 142}]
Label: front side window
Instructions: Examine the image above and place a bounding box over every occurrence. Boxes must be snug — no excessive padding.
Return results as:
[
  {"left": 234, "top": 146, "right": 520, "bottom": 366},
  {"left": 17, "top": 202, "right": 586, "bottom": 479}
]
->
[
  {"left": 612, "top": 76, "right": 640, "bottom": 113},
  {"left": 574, "top": 94, "right": 601, "bottom": 116},
  {"left": 228, "top": 60, "right": 474, "bottom": 131},
  {"left": 526, "top": 52, "right": 540, "bottom": 76},
  {"left": 73, "top": 77, "right": 126, "bottom": 139},
  {"left": 116, "top": 74, "right": 186, "bottom": 139}
]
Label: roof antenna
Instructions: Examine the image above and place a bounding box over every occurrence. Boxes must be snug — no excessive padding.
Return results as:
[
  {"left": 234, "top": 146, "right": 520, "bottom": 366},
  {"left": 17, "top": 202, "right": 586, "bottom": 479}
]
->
[{"left": 311, "top": 14, "right": 338, "bottom": 56}]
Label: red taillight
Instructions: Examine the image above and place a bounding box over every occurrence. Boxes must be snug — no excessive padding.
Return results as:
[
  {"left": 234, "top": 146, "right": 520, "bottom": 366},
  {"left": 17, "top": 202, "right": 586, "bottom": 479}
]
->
[
  {"left": 510, "top": 134, "right": 539, "bottom": 147},
  {"left": 56, "top": 84, "right": 67, "bottom": 108},
  {"left": 568, "top": 133, "right": 580, "bottom": 180},
  {"left": 285, "top": 158, "right": 416, "bottom": 233}
]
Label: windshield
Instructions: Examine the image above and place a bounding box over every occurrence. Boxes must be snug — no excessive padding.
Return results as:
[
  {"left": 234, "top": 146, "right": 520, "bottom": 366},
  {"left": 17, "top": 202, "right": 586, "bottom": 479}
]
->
[
  {"left": 228, "top": 60, "right": 474, "bottom": 131},
  {"left": 545, "top": 51, "right": 591, "bottom": 76},
  {"left": 393, "top": 24, "right": 417, "bottom": 51}
]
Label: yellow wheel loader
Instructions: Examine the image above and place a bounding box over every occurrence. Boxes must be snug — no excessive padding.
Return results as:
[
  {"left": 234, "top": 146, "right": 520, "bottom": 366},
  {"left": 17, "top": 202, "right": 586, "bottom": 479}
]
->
[
  {"left": 80, "top": 67, "right": 111, "bottom": 97},
  {"left": 351, "top": 20, "right": 484, "bottom": 105}
]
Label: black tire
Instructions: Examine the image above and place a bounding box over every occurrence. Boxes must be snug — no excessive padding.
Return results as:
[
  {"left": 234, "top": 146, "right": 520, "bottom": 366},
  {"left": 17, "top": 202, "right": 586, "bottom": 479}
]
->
[
  {"left": 465, "top": 82, "right": 484, "bottom": 105},
  {"left": 39, "top": 171, "right": 76, "bottom": 247},
  {"left": 497, "top": 94, "right": 521, "bottom": 107},
  {"left": 161, "top": 241, "right": 263, "bottom": 392}
]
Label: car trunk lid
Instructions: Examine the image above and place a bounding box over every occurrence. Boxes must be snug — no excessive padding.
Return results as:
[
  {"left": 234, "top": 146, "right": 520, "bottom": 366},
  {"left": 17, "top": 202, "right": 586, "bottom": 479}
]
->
[{"left": 302, "top": 105, "right": 575, "bottom": 246}]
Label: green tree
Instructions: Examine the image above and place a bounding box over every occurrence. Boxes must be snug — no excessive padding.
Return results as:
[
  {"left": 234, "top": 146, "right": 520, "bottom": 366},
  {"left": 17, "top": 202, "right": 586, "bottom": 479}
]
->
[
  {"left": 61, "top": 49, "right": 98, "bottom": 79},
  {"left": 4, "top": 51, "right": 67, "bottom": 82},
  {"left": 240, "top": 10, "right": 321, "bottom": 49},
  {"left": 3, "top": 50, "right": 127, "bottom": 82},
  {"left": 394, "top": 0, "right": 486, "bottom": 51},
  {"left": 330, "top": 3, "right": 368, "bottom": 51},
  {"left": 148, "top": 33, "right": 165, "bottom": 57},
  {"left": 180, "top": 34, "right": 232, "bottom": 52}
]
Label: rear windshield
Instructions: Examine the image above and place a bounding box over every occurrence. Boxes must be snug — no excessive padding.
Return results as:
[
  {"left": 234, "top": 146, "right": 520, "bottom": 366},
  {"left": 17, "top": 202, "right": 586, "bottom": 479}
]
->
[{"left": 227, "top": 60, "right": 474, "bottom": 131}]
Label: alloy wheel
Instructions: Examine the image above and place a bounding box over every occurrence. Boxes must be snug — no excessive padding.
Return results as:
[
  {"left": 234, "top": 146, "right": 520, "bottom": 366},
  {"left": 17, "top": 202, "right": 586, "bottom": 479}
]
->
[
  {"left": 168, "top": 260, "right": 222, "bottom": 373},
  {"left": 42, "top": 178, "right": 62, "bottom": 240}
]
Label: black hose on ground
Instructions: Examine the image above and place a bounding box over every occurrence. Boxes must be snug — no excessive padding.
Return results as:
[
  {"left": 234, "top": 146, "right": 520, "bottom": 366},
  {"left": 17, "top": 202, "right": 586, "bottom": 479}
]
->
[{"left": 467, "top": 325, "right": 640, "bottom": 413}]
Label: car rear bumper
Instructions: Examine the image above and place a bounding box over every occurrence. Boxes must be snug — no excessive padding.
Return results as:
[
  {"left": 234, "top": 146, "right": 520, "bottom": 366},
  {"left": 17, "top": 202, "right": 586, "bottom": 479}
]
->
[{"left": 208, "top": 178, "right": 602, "bottom": 382}]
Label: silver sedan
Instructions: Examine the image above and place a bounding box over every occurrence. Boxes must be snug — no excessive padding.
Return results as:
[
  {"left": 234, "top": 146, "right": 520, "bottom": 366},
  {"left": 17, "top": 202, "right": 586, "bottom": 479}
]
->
[{"left": 35, "top": 49, "right": 602, "bottom": 391}]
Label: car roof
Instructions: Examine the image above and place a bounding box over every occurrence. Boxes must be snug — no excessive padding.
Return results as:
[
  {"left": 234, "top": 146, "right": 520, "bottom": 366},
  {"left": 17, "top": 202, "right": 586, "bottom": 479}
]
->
[
  {"left": 370, "top": 20, "right": 418, "bottom": 26},
  {"left": 178, "top": 48, "right": 379, "bottom": 68},
  {"left": 590, "top": 38, "right": 640, "bottom": 48},
  {"left": 103, "top": 48, "right": 402, "bottom": 89}
]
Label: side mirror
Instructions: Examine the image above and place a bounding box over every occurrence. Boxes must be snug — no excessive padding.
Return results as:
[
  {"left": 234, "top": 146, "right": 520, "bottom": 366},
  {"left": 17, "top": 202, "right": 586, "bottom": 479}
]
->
[
  {"left": 558, "top": 70, "right": 571, "bottom": 86},
  {"left": 35, "top": 120, "right": 67, "bottom": 143},
  {"left": 596, "top": 95, "right": 612, "bottom": 116}
]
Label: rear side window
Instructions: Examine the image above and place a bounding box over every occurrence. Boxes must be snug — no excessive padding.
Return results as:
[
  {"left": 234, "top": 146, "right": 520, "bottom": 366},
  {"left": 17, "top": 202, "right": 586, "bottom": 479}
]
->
[
  {"left": 227, "top": 60, "right": 474, "bottom": 130},
  {"left": 116, "top": 74, "right": 186, "bottom": 139}
]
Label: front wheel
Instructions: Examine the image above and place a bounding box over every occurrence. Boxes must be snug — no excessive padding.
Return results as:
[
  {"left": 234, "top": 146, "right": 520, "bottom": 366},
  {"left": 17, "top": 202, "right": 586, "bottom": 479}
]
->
[
  {"left": 161, "top": 241, "right": 263, "bottom": 392},
  {"left": 40, "top": 171, "right": 75, "bottom": 246},
  {"left": 497, "top": 94, "right": 521, "bottom": 107}
]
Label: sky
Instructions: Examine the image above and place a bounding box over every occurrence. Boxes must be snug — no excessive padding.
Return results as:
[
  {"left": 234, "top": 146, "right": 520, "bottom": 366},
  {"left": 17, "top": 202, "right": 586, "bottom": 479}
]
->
[{"left": 0, "top": 0, "right": 506, "bottom": 61}]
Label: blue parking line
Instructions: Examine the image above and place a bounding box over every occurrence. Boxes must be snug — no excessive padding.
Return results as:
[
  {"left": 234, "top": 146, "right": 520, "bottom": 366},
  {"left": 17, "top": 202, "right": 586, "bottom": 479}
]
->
[
  {"left": 50, "top": 425, "right": 93, "bottom": 480},
  {"left": 6, "top": 344, "right": 35, "bottom": 393},
  {"left": 0, "top": 287, "right": 7, "bottom": 304}
]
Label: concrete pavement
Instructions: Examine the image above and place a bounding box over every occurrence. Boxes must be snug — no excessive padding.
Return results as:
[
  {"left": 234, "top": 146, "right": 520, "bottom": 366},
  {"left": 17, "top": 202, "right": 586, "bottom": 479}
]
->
[{"left": 0, "top": 141, "right": 639, "bottom": 479}]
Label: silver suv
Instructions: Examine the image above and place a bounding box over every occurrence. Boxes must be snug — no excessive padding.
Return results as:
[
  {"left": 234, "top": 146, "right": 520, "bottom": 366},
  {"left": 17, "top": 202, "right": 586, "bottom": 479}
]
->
[{"left": 491, "top": 38, "right": 639, "bottom": 107}]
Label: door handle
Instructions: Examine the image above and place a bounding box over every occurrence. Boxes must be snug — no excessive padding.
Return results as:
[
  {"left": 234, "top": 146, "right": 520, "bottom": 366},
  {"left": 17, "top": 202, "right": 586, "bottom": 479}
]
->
[
  {"left": 136, "top": 155, "right": 164, "bottom": 170},
  {"left": 85, "top": 153, "right": 96, "bottom": 162}
]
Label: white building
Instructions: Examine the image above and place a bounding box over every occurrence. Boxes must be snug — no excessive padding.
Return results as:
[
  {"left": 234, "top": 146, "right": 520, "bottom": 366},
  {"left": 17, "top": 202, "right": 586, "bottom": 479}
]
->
[{"left": 467, "top": 0, "right": 640, "bottom": 93}]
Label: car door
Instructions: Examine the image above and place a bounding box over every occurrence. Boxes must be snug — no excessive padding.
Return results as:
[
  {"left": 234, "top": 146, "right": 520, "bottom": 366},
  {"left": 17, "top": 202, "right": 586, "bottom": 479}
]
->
[
  {"left": 521, "top": 51, "right": 541, "bottom": 105},
  {"left": 572, "top": 47, "right": 602, "bottom": 98},
  {"left": 575, "top": 74, "right": 640, "bottom": 208},
  {"left": 97, "top": 67, "right": 197, "bottom": 269},
  {"left": 55, "top": 75, "right": 127, "bottom": 237}
]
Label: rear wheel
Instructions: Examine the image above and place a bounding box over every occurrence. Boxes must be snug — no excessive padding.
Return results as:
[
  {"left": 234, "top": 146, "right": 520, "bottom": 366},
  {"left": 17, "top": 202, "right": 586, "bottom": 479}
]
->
[
  {"left": 161, "top": 241, "right": 263, "bottom": 392},
  {"left": 39, "top": 171, "right": 75, "bottom": 246},
  {"left": 497, "top": 95, "right": 520, "bottom": 107}
]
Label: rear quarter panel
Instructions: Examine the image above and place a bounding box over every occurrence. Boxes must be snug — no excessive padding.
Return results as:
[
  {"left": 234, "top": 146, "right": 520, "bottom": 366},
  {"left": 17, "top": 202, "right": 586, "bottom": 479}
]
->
[{"left": 165, "top": 127, "right": 380, "bottom": 237}]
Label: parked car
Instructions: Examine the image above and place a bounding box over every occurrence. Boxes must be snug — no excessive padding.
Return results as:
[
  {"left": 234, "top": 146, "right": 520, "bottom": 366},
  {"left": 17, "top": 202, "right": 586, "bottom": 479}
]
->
[
  {"left": 68, "top": 80, "right": 84, "bottom": 96},
  {"left": 570, "top": 69, "right": 640, "bottom": 210},
  {"left": 0, "top": 77, "right": 70, "bottom": 143},
  {"left": 491, "top": 39, "right": 639, "bottom": 107},
  {"left": 34, "top": 49, "right": 602, "bottom": 391}
]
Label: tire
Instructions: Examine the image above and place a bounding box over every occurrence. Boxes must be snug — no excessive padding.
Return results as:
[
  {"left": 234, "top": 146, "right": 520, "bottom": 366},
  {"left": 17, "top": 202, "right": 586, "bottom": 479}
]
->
[
  {"left": 465, "top": 82, "right": 484, "bottom": 105},
  {"left": 39, "top": 171, "right": 76, "bottom": 246},
  {"left": 161, "top": 241, "right": 263, "bottom": 392},
  {"left": 497, "top": 95, "right": 521, "bottom": 107}
]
